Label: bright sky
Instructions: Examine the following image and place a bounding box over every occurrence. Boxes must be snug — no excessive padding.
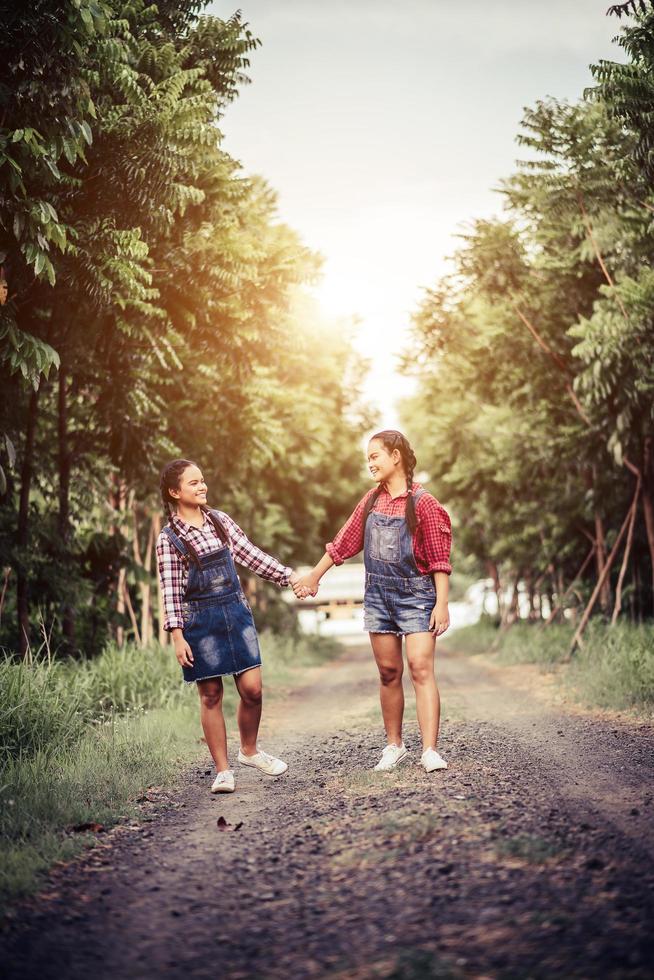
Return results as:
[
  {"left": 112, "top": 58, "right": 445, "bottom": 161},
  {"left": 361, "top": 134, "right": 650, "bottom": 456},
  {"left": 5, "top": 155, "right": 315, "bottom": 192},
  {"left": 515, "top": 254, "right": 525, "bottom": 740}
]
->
[{"left": 208, "top": 0, "right": 623, "bottom": 427}]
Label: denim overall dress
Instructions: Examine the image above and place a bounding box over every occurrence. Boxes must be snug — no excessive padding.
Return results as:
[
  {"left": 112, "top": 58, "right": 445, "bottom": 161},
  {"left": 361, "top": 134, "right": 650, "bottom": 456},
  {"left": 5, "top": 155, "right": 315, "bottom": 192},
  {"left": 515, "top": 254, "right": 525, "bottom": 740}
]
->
[
  {"left": 163, "top": 512, "right": 262, "bottom": 684},
  {"left": 363, "top": 489, "right": 436, "bottom": 636}
]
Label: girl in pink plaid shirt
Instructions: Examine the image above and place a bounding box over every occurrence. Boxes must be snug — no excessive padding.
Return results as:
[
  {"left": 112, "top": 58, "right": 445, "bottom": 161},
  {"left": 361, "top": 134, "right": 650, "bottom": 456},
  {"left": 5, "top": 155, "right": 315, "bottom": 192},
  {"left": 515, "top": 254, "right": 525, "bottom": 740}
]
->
[
  {"left": 297, "top": 431, "right": 452, "bottom": 775},
  {"left": 157, "top": 459, "right": 305, "bottom": 794}
]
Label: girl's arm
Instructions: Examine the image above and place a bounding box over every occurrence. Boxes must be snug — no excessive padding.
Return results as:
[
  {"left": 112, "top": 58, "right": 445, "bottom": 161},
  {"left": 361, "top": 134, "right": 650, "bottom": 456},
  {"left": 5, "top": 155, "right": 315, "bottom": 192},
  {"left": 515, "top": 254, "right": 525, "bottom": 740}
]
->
[
  {"left": 417, "top": 495, "right": 453, "bottom": 636},
  {"left": 325, "top": 489, "right": 374, "bottom": 566},
  {"left": 156, "top": 535, "right": 194, "bottom": 667},
  {"left": 218, "top": 512, "right": 294, "bottom": 586},
  {"left": 430, "top": 571, "right": 450, "bottom": 636},
  {"left": 293, "top": 489, "right": 375, "bottom": 595},
  {"left": 156, "top": 535, "right": 187, "bottom": 631}
]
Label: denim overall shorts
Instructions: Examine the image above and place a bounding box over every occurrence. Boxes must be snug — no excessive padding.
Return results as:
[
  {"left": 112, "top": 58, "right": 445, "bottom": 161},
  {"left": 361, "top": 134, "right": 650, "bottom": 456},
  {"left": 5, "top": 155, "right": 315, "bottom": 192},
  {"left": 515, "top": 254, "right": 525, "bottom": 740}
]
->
[
  {"left": 363, "top": 489, "right": 436, "bottom": 636},
  {"left": 163, "top": 516, "right": 262, "bottom": 684}
]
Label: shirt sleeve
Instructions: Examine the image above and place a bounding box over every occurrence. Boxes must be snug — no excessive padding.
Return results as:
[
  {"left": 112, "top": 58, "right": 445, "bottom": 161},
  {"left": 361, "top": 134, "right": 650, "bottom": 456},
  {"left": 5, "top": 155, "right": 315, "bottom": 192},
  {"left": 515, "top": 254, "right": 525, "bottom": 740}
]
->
[
  {"left": 326, "top": 489, "right": 376, "bottom": 565},
  {"left": 218, "top": 512, "right": 292, "bottom": 586},
  {"left": 156, "top": 533, "right": 188, "bottom": 631},
  {"left": 416, "top": 494, "right": 453, "bottom": 575}
]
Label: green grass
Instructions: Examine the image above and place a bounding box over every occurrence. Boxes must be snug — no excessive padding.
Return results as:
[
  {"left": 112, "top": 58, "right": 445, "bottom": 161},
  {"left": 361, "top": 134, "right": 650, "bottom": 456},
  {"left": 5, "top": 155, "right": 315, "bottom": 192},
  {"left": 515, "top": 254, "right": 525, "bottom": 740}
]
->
[
  {"left": 0, "top": 631, "right": 342, "bottom": 910},
  {"left": 446, "top": 619, "right": 654, "bottom": 713},
  {"left": 445, "top": 617, "right": 500, "bottom": 655},
  {"left": 494, "top": 833, "right": 568, "bottom": 865},
  {"left": 569, "top": 621, "right": 654, "bottom": 711},
  {"left": 0, "top": 706, "right": 201, "bottom": 904},
  {"left": 0, "top": 642, "right": 189, "bottom": 764}
]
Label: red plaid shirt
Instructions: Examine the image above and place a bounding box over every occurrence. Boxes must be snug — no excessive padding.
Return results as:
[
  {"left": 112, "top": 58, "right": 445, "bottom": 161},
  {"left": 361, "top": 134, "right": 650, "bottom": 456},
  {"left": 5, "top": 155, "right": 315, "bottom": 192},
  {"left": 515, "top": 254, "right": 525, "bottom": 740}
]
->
[
  {"left": 156, "top": 511, "right": 292, "bottom": 631},
  {"left": 326, "top": 484, "right": 452, "bottom": 575}
]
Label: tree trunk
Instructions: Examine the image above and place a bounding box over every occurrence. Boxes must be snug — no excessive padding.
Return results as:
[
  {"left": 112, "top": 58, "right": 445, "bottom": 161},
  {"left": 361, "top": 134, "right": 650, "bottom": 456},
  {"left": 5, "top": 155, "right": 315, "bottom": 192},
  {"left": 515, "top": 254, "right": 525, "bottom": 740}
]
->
[
  {"left": 501, "top": 570, "right": 521, "bottom": 630},
  {"left": 594, "top": 511, "right": 611, "bottom": 613},
  {"left": 58, "top": 366, "right": 75, "bottom": 645},
  {"left": 17, "top": 383, "right": 41, "bottom": 657},
  {"left": 611, "top": 476, "right": 641, "bottom": 625},
  {"left": 112, "top": 477, "right": 127, "bottom": 647},
  {"left": 540, "top": 545, "right": 595, "bottom": 629},
  {"left": 526, "top": 572, "right": 536, "bottom": 621},
  {"left": 122, "top": 577, "right": 141, "bottom": 646},
  {"left": 133, "top": 505, "right": 155, "bottom": 648},
  {"left": 642, "top": 435, "right": 654, "bottom": 601},
  {"left": 485, "top": 560, "right": 502, "bottom": 621},
  {"left": 569, "top": 484, "right": 640, "bottom": 656}
]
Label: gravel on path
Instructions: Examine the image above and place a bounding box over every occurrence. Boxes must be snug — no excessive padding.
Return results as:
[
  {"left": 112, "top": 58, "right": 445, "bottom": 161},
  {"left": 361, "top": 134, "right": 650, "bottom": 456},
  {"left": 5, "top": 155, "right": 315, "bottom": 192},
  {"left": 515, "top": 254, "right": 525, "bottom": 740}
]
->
[{"left": 2, "top": 643, "right": 653, "bottom": 980}]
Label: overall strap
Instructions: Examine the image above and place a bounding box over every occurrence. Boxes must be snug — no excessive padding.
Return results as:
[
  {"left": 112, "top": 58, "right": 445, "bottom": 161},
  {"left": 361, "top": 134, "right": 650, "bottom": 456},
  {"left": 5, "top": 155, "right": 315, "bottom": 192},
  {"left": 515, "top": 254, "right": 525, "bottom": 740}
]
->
[
  {"left": 205, "top": 508, "right": 230, "bottom": 547},
  {"left": 409, "top": 487, "right": 427, "bottom": 526},
  {"left": 162, "top": 525, "right": 201, "bottom": 566}
]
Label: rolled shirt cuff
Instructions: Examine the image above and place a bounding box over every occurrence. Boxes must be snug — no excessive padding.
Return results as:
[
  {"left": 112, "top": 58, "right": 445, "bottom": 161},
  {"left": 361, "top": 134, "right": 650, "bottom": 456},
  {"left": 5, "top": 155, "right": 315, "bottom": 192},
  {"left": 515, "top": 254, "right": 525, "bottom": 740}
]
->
[
  {"left": 325, "top": 543, "right": 344, "bottom": 566},
  {"left": 428, "top": 563, "right": 452, "bottom": 576},
  {"left": 165, "top": 619, "right": 184, "bottom": 632}
]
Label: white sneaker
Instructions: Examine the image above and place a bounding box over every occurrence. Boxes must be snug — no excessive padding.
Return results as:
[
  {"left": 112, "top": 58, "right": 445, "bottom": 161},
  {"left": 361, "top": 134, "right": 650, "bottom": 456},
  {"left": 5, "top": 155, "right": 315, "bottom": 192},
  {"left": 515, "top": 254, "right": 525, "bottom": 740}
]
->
[
  {"left": 211, "top": 770, "right": 235, "bottom": 793},
  {"left": 421, "top": 748, "right": 448, "bottom": 772},
  {"left": 238, "top": 748, "right": 288, "bottom": 776},
  {"left": 373, "top": 742, "right": 409, "bottom": 771}
]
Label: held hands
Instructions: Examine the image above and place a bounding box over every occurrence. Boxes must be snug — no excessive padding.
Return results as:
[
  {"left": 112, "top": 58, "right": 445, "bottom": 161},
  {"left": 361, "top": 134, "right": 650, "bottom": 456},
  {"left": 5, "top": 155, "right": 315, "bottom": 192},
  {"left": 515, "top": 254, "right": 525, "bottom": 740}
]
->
[
  {"left": 429, "top": 600, "right": 450, "bottom": 637},
  {"left": 289, "top": 570, "right": 319, "bottom": 600}
]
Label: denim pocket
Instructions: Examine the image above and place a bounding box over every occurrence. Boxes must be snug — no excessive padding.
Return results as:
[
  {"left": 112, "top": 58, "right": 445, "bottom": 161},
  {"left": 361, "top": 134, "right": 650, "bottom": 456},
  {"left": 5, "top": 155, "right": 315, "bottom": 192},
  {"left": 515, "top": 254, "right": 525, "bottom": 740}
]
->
[
  {"left": 370, "top": 525, "right": 401, "bottom": 563},
  {"left": 409, "top": 580, "right": 436, "bottom": 600},
  {"left": 200, "top": 568, "right": 231, "bottom": 592}
]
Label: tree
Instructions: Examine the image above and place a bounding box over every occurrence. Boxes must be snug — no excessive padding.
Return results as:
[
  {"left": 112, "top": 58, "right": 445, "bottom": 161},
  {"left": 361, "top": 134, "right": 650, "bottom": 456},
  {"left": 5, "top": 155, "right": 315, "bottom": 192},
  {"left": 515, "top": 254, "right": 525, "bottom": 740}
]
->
[{"left": 0, "top": 1, "right": 372, "bottom": 655}]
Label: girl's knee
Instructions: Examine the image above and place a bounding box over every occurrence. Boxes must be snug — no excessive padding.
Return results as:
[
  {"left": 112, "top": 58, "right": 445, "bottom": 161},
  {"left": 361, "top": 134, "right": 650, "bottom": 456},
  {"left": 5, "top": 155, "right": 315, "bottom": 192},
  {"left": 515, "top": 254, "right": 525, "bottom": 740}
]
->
[
  {"left": 378, "top": 664, "right": 403, "bottom": 686},
  {"left": 408, "top": 661, "right": 434, "bottom": 685},
  {"left": 239, "top": 681, "right": 263, "bottom": 706},
  {"left": 199, "top": 686, "right": 223, "bottom": 710}
]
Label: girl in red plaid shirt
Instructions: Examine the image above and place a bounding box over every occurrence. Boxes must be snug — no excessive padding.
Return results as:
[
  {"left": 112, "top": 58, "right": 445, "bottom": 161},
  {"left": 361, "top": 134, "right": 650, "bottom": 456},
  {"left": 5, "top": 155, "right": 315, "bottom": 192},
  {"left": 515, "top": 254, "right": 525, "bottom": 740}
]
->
[
  {"left": 297, "top": 431, "right": 452, "bottom": 774},
  {"left": 157, "top": 459, "right": 306, "bottom": 794}
]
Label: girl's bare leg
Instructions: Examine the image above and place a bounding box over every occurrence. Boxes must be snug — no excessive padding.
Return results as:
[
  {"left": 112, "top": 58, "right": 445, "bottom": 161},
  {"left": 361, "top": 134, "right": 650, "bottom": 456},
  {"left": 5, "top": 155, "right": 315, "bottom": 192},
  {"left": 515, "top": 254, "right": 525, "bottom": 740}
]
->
[
  {"left": 405, "top": 631, "right": 440, "bottom": 751},
  {"left": 234, "top": 666, "right": 263, "bottom": 755},
  {"left": 197, "top": 678, "right": 229, "bottom": 771},
  {"left": 370, "top": 632, "right": 404, "bottom": 745}
]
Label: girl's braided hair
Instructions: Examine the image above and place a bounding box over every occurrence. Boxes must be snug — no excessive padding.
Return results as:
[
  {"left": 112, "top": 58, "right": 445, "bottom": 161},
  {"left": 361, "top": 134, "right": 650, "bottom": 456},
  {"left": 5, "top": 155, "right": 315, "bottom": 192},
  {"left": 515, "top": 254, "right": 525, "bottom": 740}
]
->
[
  {"left": 159, "top": 458, "right": 228, "bottom": 545},
  {"left": 362, "top": 430, "right": 419, "bottom": 533}
]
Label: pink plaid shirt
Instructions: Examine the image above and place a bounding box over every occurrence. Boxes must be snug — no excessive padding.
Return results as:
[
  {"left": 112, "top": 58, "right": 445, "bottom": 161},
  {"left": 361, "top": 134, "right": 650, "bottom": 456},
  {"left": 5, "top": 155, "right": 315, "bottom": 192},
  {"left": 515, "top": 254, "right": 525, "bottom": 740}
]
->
[{"left": 156, "top": 511, "right": 293, "bottom": 631}]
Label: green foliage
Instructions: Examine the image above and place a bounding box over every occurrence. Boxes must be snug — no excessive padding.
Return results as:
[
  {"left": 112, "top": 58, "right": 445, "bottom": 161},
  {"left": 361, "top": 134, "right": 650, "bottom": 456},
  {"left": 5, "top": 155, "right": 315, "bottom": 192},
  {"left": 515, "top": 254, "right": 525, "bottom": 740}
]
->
[
  {"left": 0, "top": 0, "right": 371, "bottom": 653},
  {"left": 403, "top": 40, "right": 654, "bottom": 623},
  {"left": 591, "top": 3, "right": 654, "bottom": 183},
  {"left": 0, "top": 643, "right": 186, "bottom": 764},
  {"left": 569, "top": 620, "right": 654, "bottom": 709}
]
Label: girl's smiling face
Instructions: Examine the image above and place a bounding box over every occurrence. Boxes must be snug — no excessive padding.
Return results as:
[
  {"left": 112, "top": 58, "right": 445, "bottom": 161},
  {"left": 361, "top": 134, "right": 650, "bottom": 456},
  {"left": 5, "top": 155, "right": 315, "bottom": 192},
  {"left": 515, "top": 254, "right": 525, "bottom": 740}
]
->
[
  {"left": 367, "top": 438, "right": 402, "bottom": 484},
  {"left": 169, "top": 464, "right": 207, "bottom": 508}
]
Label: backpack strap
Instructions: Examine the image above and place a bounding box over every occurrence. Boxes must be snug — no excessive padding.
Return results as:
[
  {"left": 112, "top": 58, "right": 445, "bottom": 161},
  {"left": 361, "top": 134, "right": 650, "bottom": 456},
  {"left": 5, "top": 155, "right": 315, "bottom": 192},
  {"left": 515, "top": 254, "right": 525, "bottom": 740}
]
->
[{"left": 162, "top": 525, "right": 200, "bottom": 565}]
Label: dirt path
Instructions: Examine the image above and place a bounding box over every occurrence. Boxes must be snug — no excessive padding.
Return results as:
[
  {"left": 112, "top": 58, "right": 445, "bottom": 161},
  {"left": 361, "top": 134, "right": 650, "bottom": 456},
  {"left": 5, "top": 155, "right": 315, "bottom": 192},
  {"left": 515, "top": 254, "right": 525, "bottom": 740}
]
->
[{"left": 2, "top": 643, "right": 653, "bottom": 980}]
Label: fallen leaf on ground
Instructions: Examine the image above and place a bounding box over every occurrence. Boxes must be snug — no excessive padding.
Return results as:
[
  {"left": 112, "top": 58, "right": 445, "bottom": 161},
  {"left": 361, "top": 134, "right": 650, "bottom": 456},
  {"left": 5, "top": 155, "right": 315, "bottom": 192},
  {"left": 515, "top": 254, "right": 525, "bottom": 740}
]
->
[{"left": 217, "top": 816, "right": 243, "bottom": 832}]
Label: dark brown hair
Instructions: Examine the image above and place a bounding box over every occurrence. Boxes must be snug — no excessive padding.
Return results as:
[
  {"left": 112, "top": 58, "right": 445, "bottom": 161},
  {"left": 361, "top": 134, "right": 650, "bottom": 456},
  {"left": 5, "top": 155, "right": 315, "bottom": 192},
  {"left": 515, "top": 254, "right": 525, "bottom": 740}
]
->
[
  {"left": 362, "top": 430, "right": 419, "bottom": 533},
  {"left": 159, "top": 458, "right": 228, "bottom": 545}
]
